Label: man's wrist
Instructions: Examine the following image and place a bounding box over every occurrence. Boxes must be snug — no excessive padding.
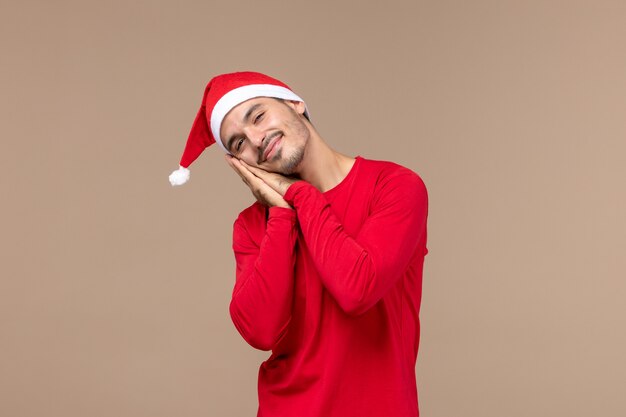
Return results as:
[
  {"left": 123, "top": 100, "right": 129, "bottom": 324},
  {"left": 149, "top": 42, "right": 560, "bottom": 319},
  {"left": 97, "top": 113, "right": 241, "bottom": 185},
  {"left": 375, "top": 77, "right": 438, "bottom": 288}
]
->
[
  {"left": 283, "top": 180, "right": 310, "bottom": 205},
  {"left": 268, "top": 206, "right": 296, "bottom": 219}
]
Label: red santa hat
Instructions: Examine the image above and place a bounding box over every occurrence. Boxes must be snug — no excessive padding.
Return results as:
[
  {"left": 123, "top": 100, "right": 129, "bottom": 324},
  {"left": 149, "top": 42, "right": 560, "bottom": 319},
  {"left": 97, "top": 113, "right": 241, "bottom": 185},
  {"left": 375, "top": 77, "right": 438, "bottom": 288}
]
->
[{"left": 169, "top": 71, "right": 309, "bottom": 186}]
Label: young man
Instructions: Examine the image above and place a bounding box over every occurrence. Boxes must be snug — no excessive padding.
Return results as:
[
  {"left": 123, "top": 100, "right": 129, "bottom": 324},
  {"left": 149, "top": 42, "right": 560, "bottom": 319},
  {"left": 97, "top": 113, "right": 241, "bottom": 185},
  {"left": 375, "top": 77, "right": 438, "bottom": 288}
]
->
[{"left": 169, "top": 71, "right": 429, "bottom": 417}]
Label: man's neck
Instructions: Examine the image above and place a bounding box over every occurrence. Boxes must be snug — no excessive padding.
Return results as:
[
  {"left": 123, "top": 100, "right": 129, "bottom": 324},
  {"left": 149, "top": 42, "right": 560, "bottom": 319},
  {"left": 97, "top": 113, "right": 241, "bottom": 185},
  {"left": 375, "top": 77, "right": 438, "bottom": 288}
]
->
[{"left": 296, "top": 133, "right": 356, "bottom": 193}]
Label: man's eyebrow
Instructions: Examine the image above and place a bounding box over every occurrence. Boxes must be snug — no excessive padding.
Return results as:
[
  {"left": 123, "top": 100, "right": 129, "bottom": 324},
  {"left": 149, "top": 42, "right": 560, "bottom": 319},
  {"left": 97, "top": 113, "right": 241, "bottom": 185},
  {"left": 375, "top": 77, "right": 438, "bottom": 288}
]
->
[
  {"left": 226, "top": 134, "right": 238, "bottom": 153},
  {"left": 243, "top": 103, "right": 263, "bottom": 124},
  {"left": 225, "top": 103, "right": 263, "bottom": 152}
]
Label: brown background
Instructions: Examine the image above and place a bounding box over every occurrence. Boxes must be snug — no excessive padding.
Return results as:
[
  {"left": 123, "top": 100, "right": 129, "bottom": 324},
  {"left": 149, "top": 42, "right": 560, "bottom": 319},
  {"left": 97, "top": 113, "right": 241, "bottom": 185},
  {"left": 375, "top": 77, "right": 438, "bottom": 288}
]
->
[{"left": 1, "top": 1, "right": 625, "bottom": 416}]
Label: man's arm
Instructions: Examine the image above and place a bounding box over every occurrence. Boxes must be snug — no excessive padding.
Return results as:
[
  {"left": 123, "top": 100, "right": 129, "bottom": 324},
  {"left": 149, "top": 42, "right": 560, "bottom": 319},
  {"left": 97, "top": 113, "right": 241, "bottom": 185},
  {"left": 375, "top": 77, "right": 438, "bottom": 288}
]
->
[
  {"left": 225, "top": 156, "right": 300, "bottom": 350},
  {"left": 285, "top": 171, "right": 427, "bottom": 316},
  {"left": 240, "top": 161, "right": 428, "bottom": 316},
  {"left": 229, "top": 206, "right": 298, "bottom": 351}
]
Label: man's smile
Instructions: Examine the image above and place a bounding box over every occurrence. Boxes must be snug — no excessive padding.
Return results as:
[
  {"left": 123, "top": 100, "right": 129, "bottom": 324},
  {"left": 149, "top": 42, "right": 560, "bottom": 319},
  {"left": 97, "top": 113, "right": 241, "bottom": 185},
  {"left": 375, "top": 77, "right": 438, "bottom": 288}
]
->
[{"left": 260, "top": 132, "right": 283, "bottom": 163}]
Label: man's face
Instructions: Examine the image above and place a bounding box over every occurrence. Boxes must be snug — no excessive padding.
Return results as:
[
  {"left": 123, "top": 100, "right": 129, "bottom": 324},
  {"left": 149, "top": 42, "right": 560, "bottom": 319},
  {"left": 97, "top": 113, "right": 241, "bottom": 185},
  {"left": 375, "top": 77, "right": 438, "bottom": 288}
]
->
[{"left": 219, "top": 97, "right": 310, "bottom": 174}]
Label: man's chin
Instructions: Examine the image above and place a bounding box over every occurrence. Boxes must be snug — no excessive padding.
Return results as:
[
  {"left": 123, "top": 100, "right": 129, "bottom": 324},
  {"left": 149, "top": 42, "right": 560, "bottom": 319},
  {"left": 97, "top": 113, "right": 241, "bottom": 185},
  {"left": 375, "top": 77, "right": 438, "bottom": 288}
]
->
[
  {"left": 278, "top": 147, "right": 305, "bottom": 175},
  {"left": 255, "top": 143, "right": 305, "bottom": 175}
]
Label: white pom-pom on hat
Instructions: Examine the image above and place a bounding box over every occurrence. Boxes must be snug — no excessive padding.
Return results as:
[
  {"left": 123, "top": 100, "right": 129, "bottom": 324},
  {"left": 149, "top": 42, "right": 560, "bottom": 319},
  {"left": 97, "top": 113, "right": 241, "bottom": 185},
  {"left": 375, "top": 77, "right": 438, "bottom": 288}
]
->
[{"left": 169, "top": 166, "right": 190, "bottom": 186}]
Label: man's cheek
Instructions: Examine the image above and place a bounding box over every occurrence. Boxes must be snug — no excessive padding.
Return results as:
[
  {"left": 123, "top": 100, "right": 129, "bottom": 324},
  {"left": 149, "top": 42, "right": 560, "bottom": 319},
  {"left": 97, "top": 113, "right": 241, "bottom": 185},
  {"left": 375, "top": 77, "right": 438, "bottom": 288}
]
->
[
  {"left": 235, "top": 151, "right": 252, "bottom": 165},
  {"left": 241, "top": 157, "right": 262, "bottom": 170}
]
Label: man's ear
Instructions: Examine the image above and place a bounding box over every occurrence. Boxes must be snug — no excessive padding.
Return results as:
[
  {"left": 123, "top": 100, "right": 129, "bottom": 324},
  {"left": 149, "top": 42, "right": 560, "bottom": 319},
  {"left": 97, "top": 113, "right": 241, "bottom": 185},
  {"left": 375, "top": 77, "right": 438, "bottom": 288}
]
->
[{"left": 284, "top": 100, "right": 306, "bottom": 115}]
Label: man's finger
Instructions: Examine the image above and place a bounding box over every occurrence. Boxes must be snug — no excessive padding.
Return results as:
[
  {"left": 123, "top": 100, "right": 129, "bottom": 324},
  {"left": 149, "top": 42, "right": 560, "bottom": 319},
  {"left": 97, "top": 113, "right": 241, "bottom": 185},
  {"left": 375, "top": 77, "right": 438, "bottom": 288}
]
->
[
  {"left": 232, "top": 158, "right": 268, "bottom": 189},
  {"left": 226, "top": 156, "right": 264, "bottom": 189},
  {"left": 224, "top": 156, "right": 292, "bottom": 208},
  {"left": 225, "top": 155, "right": 249, "bottom": 184},
  {"left": 238, "top": 160, "right": 294, "bottom": 196},
  {"left": 238, "top": 159, "right": 268, "bottom": 178},
  {"left": 238, "top": 160, "right": 281, "bottom": 187}
]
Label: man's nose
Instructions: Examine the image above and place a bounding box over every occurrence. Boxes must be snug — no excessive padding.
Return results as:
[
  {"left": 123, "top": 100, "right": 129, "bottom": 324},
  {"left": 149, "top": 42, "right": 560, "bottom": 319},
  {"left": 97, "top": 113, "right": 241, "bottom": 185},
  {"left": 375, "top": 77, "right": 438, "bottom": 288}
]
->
[{"left": 243, "top": 126, "right": 265, "bottom": 148}]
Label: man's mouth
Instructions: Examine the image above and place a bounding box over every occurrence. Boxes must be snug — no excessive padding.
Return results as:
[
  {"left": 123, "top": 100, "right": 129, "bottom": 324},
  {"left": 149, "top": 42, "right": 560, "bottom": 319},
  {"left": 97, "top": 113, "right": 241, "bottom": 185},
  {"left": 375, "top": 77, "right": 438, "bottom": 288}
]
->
[{"left": 261, "top": 132, "right": 283, "bottom": 163}]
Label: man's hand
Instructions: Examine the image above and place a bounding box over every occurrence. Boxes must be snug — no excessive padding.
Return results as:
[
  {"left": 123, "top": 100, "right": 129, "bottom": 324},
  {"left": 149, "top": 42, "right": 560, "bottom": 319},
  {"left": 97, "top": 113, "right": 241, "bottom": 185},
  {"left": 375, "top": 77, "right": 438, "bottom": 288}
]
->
[
  {"left": 225, "top": 156, "right": 299, "bottom": 209},
  {"left": 237, "top": 159, "right": 300, "bottom": 196}
]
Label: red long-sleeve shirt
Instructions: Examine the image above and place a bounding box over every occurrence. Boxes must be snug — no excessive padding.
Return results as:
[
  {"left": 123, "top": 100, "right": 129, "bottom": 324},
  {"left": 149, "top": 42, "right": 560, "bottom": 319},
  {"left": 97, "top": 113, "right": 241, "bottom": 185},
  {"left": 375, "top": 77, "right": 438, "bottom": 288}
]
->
[{"left": 229, "top": 156, "right": 429, "bottom": 417}]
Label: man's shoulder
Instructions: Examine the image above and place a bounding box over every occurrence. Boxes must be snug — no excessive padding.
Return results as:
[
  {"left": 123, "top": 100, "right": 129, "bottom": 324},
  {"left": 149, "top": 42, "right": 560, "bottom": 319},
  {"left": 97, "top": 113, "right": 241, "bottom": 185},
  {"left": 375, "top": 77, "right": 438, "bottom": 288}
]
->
[
  {"left": 358, "top": 157, "right": 428, "bottom": 214},
  {"left": 358, "top": 156, "right": 425, "bottom": 187},
  {"left": 234, "top": 201, "right": 266, "bottom": 229}
]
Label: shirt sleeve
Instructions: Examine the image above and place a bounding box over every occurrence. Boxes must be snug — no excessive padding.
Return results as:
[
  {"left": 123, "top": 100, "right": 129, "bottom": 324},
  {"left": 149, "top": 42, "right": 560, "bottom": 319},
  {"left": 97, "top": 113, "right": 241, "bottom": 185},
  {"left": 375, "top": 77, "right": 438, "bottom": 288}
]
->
[
  {"left": 283, "top": 171, "right": 428, "bottom": 316},
  {"left": 229, "top": 206, "right": 298, "bottom": 351}
]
